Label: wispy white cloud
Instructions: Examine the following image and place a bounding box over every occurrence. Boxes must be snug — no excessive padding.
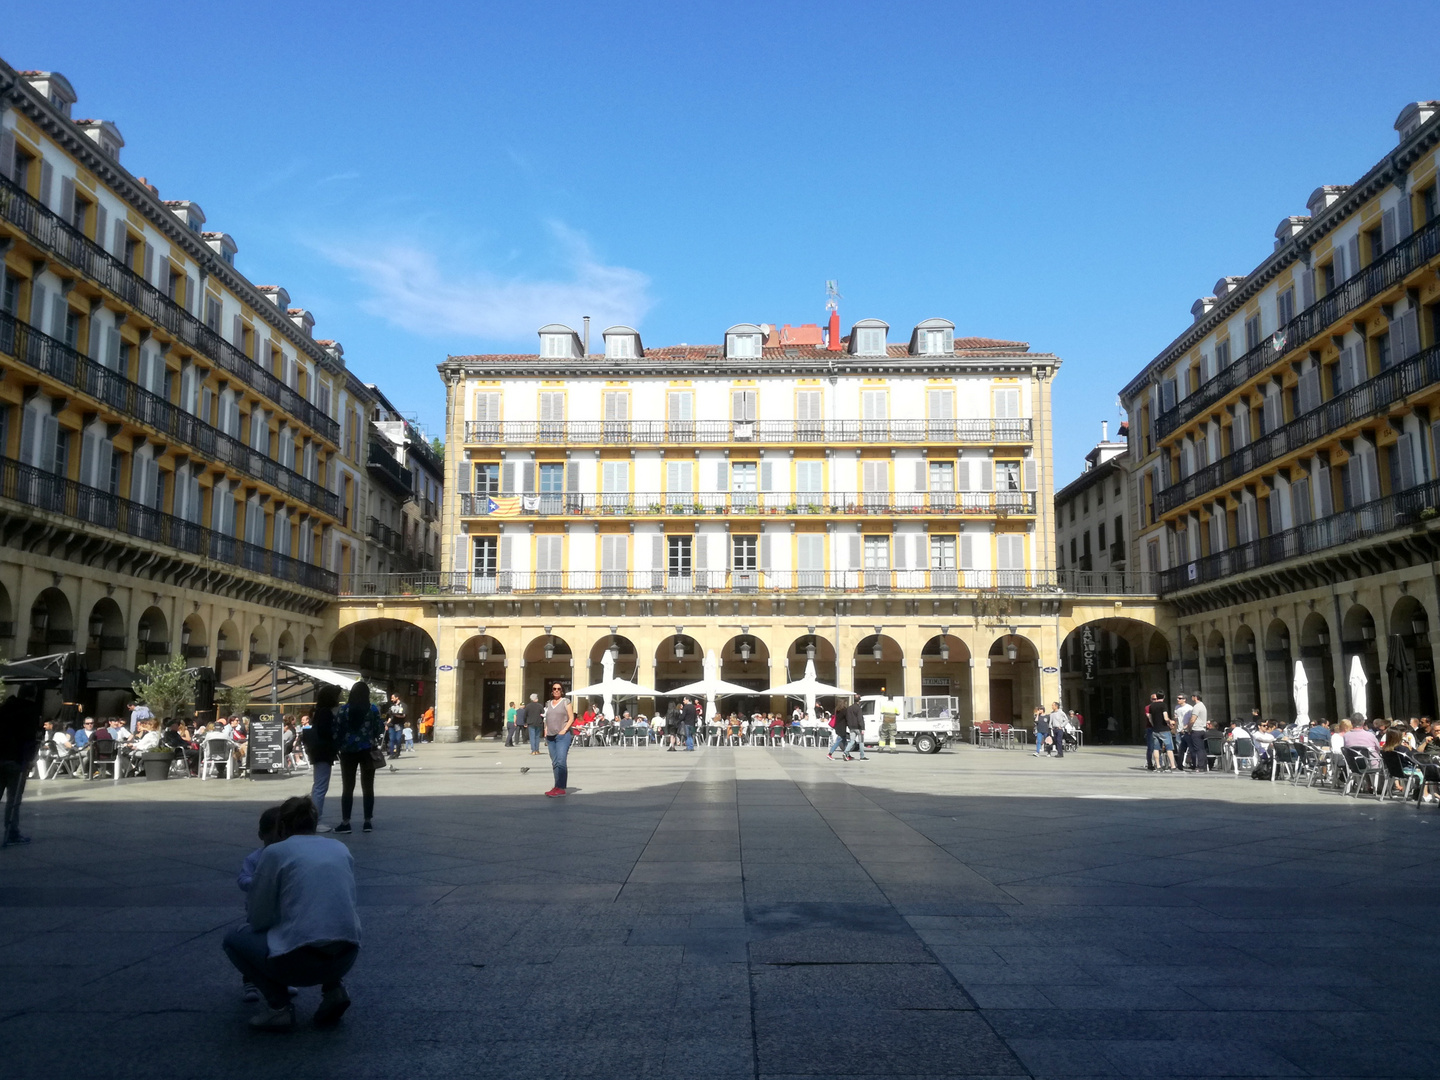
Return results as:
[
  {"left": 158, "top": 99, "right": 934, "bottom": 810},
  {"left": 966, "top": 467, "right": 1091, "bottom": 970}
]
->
[
  {"left": 315, "top": 171, "right": 361, "bottom": 186},
  {"left": 321, "top": 223, "right": 652, "bottom": 341}
]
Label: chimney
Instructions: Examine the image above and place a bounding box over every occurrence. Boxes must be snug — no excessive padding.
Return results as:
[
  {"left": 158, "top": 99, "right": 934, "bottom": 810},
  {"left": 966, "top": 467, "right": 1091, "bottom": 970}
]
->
[
  {"left": 827, "top": 309, "right": 841, "bottom": 352},
  {"left": 1101, "top": 420, "right": 1108, "bottom": 443},
  {"left": 582, "top": 316, "right": 590, "bottom": 355}
]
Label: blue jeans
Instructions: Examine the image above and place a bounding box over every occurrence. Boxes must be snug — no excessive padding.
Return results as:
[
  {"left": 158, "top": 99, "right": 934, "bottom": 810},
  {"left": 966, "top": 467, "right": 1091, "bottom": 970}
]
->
[
  {"left": 223, "top": 925, "right": 358, "bottom": 1009},
  {"left": 845, "top": 732, "right": 867, "bottom": 758},
  {"left": 310, "top": 761, "right": 332, "bottom": 821},
  {"left": 547, "top": 731, "right": 572, "bottom": 790},
  {"left": 684, "top": 724, "right": 695, "bottom": 750},
  {"left": 829, "top": 733, "right": 847, "bottom": 755},
  {"left": 1036, "top": 729, "right": 1048, "bottom": 753},
  {"left": 528, "top": 725, "right": 541, "bottom": 752},
  {"left": 1146, "top": 729, "right": 1174, "bottom": 766},
  {"left": 388, "top": 728, "right": 403, "bottom": 756}
]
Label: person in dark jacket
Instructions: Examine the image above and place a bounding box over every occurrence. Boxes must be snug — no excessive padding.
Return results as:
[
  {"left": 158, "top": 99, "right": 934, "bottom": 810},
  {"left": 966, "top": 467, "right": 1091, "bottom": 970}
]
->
[
  {"left": 334, "top": 682, "right": 384, "bottom": 834},
  {"left": 827, "top": 703, "right": 851, "bottom": 760},
  {"left": 681, "top": 697, "right": 698, "bottom": 752},
  {"left": 1, "top": 685, "right": 44, "bottom": 846},
  {"left": 843, "top": 701, "right": 869, "bottom": 760},
  {"left": 521, "top": 693, "right": 545, "bottom": 755},
  {"left": 303, "top": 685, "right": 342, "bottom": 830}
]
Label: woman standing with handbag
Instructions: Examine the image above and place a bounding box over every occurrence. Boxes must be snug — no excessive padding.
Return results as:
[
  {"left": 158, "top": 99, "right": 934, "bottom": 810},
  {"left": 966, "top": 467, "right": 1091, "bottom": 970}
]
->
[{"left": 334, "top": 682, "right": 385, "bottom": 834}]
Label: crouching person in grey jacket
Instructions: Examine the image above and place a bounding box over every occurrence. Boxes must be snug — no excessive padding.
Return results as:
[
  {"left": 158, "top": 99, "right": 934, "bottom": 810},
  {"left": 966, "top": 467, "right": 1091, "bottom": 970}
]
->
[{"left": 223, "top": 796, "right": 361, "bottom": 1030}]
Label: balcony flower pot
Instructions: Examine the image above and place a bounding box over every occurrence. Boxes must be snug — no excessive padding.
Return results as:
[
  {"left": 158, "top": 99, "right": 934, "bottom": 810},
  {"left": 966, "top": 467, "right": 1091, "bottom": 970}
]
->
[
  {"left": 784, "top": 505, "right": 797, "bottom": 514},
  {"left": 1420, "top": 507, "right": 1438, "bottom": 521},
  {"left": 648, "top": 503, "right": 663, "bottom": 514},
  {"left": 141, "top": 749, "right": 176, "bottom": 781}
]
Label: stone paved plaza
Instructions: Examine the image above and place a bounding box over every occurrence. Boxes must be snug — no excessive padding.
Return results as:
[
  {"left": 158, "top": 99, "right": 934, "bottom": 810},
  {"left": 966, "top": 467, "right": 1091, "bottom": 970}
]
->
[{"left": 2, "top": 739, "right": 1438, "bottom": 1079}]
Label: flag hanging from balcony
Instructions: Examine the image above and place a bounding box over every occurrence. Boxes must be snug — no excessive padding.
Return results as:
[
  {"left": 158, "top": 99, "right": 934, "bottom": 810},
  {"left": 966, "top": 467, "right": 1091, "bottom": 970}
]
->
[{"left": 486, "top": 495, "right": 521, "bottom": 517}]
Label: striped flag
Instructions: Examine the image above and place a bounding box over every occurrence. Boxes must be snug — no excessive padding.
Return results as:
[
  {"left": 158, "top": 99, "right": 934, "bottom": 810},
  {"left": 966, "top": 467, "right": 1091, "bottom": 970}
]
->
[{"left": 486, "top": 496, "right": 521, "bottom": 517}]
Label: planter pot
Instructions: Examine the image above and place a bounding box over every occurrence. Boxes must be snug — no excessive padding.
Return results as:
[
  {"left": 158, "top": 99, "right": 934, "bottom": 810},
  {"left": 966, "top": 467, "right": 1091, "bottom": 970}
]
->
[{"left": 141, "top": 752, "right": 175, "bottom": 781}]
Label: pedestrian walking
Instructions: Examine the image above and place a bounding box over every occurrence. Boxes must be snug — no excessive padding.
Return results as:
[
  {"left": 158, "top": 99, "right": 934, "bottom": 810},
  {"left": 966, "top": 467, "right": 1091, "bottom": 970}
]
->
[
  {"left": 385, "top": 694, "right": 406, "bottom": 762},
  {"left": 844, "top": 700, "right": 869, "bottom": 759},
  {"left": 504, "top": 701, "right": 518, "bottom": 746},
  {"left": 521, "top": 693, "right": 544, "bottom": 755},
  {"left": 827, "top": 703, "right": 851, "bottom": 759},
  {"left": 334, "top": 682, "right": 384, "bottom": 834},
  {"left": 0, "top": 685, "right": 43, "bottom": 847},
  {"left": 665, "top": 700, "right": 682, "bottom": 751},
  {"left": 542, "top": 683, "right": 574, "bottom": 797},
  {"left": 877, "top": 697, "right": 899, "bottom": 753},
  {"left": 1186, "top": 692, "right": 1210, "bottom": 772},
  {"left": 1033, "top": 706, "right": 1050, "bottom": 755},
  {"left": 1145, "top": 691, "right": 1176, "bottom": 771},
  {"left": 1047, "top": 702, "right": 1068, "bottom": 759},
  {"left": 302, "top": 685, "right": 341, "bottom": 831},
  {"left": 681, "top": 696, "right": 698, "bottom": 751},
  {"left": 222, "top": 796, "right": 361, "bottom": 1031}
]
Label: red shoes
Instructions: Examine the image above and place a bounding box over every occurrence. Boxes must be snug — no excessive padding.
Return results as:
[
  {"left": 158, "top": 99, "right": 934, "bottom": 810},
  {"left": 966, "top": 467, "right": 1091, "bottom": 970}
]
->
[{"left": 544, "top": 787, "right": 567, "bottom": 797}]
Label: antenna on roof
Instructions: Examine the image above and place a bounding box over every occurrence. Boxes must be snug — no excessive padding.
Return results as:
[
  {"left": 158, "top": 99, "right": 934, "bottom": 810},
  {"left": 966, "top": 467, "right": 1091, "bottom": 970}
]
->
[{"left": 825, "top": 280, "right": 841, "bottom": 311}]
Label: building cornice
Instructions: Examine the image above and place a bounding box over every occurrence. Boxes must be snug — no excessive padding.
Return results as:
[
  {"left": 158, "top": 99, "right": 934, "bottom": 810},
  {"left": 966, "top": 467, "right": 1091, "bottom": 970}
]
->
[
  {"left": 1121, "top": 108, "right": 1440, "bottom": 400},
  {"left": 0, "top": 60, "right": 346, "bottom": 380},
  {"left": 1054, "top": 455, "right": 1124, "bottom": 504},
  {"left": 438, "top": 353, "right": 1060, "bottom": 380}
]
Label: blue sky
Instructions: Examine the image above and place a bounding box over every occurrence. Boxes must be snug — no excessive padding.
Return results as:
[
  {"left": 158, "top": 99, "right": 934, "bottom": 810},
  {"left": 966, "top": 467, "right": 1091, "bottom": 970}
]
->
[{"left": 6, "top": 0, "right": 1437, "bottom": 481}]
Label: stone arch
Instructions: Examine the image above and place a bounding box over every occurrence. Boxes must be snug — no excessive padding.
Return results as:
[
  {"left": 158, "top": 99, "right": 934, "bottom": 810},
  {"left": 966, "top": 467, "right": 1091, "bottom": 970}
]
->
[
  {"left": 654, "top": 633, "right": 704, "bottom": 694},
  {"left": 587, "top": 634, "right": 641, "bottom": 685},
  {"left": 1388, "top": 595, "right": 1436, "bottom": 720},
  {"left": 1060, "top": 617, "right": 1166, "bottom": 744},
  {"left": 1231, "top": 623, "right": 1261, "bottom": 719},
  {"left": 987, "top": 632, "right": 1039, "bottom": 726},
  {"left": 523, "top": 634, "right": 574, "bottom": 702},
  {"left": 1340, "top": 603, "right": 1381, "bottom": 719},
  {"left": 248, "top": 624, "right": 271, "bottom": 670},
  {"left": 85, "top": 597, "right": 126, "bottom": 668},
  {"left": 181, "top": 613, "right": 208, "bottom": 668},
  {"left": 854, "top": 633, "right": 905, "bottom": 697},
  {"left": 920, "top": 633, "right": 973, "bottom": 729},
  {"left": 26, "top": 586, "right": 72, "bottom": 656},
  {"left": 215, "top": 619, "right": 242, "bottom": 682},
  {"left": 1199, "top": 630, "right": 1230, "bottom": 726},
  {"left": 1263, "top": 617, "right": 1294, "bottom": 723},
  {"left": 302, "top": 634, "right": 318, "bottom": 663},
  {"left": 276, "top": 630, "right": 297, "bottom": 662},
  {"left": 0, "top": 582, "right": 11, "bottom": 649},
  {"left": 133, "top": 604, "right": 167, "bottom": 669},
  {"left": 782, "top": 634, "right": 836, "bottom": 683},
  {"left": 455, "top": 633, "right": 507, "bottom": 739}
]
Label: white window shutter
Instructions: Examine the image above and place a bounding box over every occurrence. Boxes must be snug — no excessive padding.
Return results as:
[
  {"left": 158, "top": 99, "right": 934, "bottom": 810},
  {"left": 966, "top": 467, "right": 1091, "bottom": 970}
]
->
[
  {"left": 39, "top": 161, "right": 53, "bottom": 208},
  {"left": 1382, "top": 208, "right": 1397, "bottom": 253},
  {"left": 566, "top": 462, "right": 579, "bottom": 491},
  {"left": 960, "top": 534, "right": 974, "bottom": 568},
  {"left": 652, "top": 534, "right": 663, "bottom": 569},
  {"left": 521, "top": 462, "right": 536, "bottom": 493},
  {"left": 50, "top": 294, "right": 67, "bottom": 339},
  {"left": 458, "top": 462, "right": 471, "bottom": 492},
  {"left": 716, "top": 461, "right": 727, "bottom": 490},
  {"left": 1398, "top": 195, "right": 1414, "bottom": 240},
  {"left": 1023, "top": 458, "right": 1037, "bottom": 491},
  {"left": 143, "top": 242, "right": 155, "bottom": 285},
  {"left": 895, "top": 535, "right": 908, "bottom": 569},
  {"left": 914, "top": 461, "right": 926, "bottom": 490},
  {"left": 1348, "top": 236, "right": 1360, "bottom": 277},
  {"left": 759, "top": 533, "right": 771, "bottom": 571},
  {"left": 956, "top": 460, "right": 971, "bottom": 491},
  {"left": 979, "top": 461, "right": 993, "bottom": 491},
  {"left": 59, "top": 175, "right": 75, "bottom": 220},
  {"left": 500, "top": 535, "right": 513, "bottom": 570},
  {"left": 0, "top": 130, "right": 14, "bottom": 182},
  {"left": 915, "top": 537, "right": 928, "bottom": 569},
  {"left": 848, "top": 533, "right": 861, "bottom": 570},
  {"left": 760, "top": 460, "right": 773, "bottom": 492},
  {"left": 94, "top": 204, "right": 106, "bottom": 248},
  {"left": 695, "top": 535, "right": 707, "bottom": 571},
  {"left": 29, "top": 283, "right": 47, "bottom": 333},
  {"left": 501, "top": 462, "right": 515, "bottom": 492},
  {"left": 113, "top": 219, "right": 127, "bottom": 259}
]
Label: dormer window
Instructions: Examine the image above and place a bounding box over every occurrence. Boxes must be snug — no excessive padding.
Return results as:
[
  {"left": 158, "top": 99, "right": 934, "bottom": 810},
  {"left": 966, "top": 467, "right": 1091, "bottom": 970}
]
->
[
  {"left": 537, "top": 324, "right": 582, "bottom": 358},
  {"left": 849, "top": 318, "right": 890, "bottom": 356},
  {"left": 602, "top": 325, "right": 642, "bottom": 359},
  {"left": 911, "top": 318, "right": 955, "bottom": 356},
  {"left": 725, "top": 324, "right": 764, "bottom": 359}
]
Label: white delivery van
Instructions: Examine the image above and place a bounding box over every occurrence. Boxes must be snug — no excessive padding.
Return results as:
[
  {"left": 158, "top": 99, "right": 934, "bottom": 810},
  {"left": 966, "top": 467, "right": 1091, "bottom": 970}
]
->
[{"left": 856, "top": 695, "right": 961, "bottom": 753}]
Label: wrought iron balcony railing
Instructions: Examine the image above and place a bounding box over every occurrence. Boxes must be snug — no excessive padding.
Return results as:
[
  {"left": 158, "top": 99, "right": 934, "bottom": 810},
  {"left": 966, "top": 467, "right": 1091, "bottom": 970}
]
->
[
  {"left": 1155, "top": 212, "right": 1440, "bottom": 440},
  {"left": 367, "top": 441, "right": 413, "bottom": 495},
  {"left": 464, "top": 417, "right": 1033, "bottom": 447},
  {"left": 0, "top": 175, "right": 340, "bottom": 443},
  {"left": 0, "top": 311, "right": 339, "bottom": 517},
  {"left": 458, "top": 490, "right": 1037, "bottom": 518},
  {"left": 1160, "top": 476, "right": 1440, "bottom": 594},
  {"left": 338, "top": 567, "right": 1157, "bottom": 598},
  {"left": 0, "top": 456, "right": 337, "bottom": 594},
  {"left": 1157, "top": 341, "right": 1440, "bottom": 516}
]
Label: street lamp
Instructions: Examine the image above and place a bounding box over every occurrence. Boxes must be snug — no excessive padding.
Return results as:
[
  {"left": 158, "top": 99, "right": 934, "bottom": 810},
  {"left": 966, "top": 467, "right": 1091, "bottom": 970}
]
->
[
  {"left": 423, "top": 646, "right": 432, "bottom": 661},
  {"left": 739, "top": 641, "right": 752, "bottom": 664},
  {"left": 939, "top": 642, "right": 950, "bottom": 662},
  {"left": 477, "top": 643, "right": 490, "bottom": 662},
  {"left": 30, "top": 607, "right": 48, "bottom": 633},
  {"left": 805, "top": 642, "right": 816, "bottom": 662},
  {"left": 544, "top": 639, "right": 555, "bottom": 661},
  {"left": 872, "top": 641, "right": 883, "bottom": 662},
  {"left": 674, "top": 640, "right": 686, "bottom": 660},
  {"left": 89, "top": 613, "right": 104, "bottom": 641},
  {"left": 1006, "top": 640, "right": 1018, "bottom": 661}
]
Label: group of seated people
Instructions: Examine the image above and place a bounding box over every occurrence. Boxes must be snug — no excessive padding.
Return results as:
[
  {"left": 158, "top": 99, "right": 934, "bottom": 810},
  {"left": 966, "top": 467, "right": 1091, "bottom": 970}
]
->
[
  {"left": 1218, "top": 712, "right": 1440, "bottom": 799},
  {"left": 35, "top": 713, "right": 277, "bottom": 778}
]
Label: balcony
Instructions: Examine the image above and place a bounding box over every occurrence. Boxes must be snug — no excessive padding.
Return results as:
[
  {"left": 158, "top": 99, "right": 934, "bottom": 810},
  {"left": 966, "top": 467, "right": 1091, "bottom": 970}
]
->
[
  {"left": 1157, "top": 340, "right": 1440, "bottom": 517},
  {"left": 367, "top": 516, "right": 404, "bottom": 552},
  {"left": 421, "top": 496, "right": 438, "bottom": 522},
  {"left": 1109, "top": 541, "right": 1127, "bottom": 565},
  {"left": 458, "top": 490, "right": 1037, "bottom": 519},
  {"left": 0, "top": 176, "right": 340, "bottom": 443},
  {"left": 464, "top": 417, "right": 1033, "bottom": 447},
  {"left": 1160, "top": 476, "right": 1440, "bottom": 594},
  {"left": 1155, "top": 212, "right": 1440, "bottom": 440},
  {"left": 367, "top": 441, "right": 413, "bottom": 497},
  {"left": 0, "top": 456, "right": 337, "bottom": 594},
  {"left": 0, "top": 312, "right": 340, "bottom": 518},
  {"left": 339, "top": 567, "right": 1156, "bottom": 598}
]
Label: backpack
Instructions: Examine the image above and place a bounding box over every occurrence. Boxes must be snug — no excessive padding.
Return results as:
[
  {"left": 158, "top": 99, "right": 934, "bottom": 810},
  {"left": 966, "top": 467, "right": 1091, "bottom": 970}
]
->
[{"left": 1251, "top": 759, "right": 1273, "bottom": 780}]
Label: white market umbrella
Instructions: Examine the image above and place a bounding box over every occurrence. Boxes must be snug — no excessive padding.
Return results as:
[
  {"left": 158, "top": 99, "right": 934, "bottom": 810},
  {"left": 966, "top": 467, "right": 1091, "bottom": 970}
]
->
[
  {"left": 665, "top": 677, "right": 760, "bottom": 698},
  {"left": 770, "top": 658, "right": 854, "bottom": 723},
  {"left": 571, "top": 649, "right": 658, "bottom": 720},
  {"left": 1292, "top": 660, "right": 1309, "bottom": 728},
  {"left": 1348, "top": 654, "right": 1368, "bottom": 721}
]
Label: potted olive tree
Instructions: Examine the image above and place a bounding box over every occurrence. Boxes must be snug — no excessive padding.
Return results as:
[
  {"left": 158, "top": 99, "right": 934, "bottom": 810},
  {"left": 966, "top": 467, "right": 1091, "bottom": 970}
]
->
[{"left": 130, "top": 656, "right": 198, "bottom": 781}]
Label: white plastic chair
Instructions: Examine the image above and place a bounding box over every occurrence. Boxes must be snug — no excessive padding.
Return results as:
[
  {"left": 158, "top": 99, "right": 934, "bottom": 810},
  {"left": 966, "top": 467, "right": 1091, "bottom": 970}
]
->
[{"left": 200, "top": 736, "right": 234, "bottom": 780}]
